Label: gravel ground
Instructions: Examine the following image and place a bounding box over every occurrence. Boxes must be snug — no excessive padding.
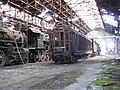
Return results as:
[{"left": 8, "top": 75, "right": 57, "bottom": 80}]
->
[{"left": 0, "top": 55, "right": 117, "bottom": 90}]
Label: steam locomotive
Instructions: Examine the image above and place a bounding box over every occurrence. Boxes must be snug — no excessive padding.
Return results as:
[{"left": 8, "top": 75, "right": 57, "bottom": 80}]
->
[
  {"left": 49, "top": 23, "right": 100, "bottom": 64},
  {"left": 0, "top": 25, "right": 49, "bottom": 66}
]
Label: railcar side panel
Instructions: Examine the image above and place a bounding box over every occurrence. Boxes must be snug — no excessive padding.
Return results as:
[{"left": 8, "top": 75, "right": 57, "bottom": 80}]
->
[{"left": 49, "top": 24, "right": 96, "bottom": 64}]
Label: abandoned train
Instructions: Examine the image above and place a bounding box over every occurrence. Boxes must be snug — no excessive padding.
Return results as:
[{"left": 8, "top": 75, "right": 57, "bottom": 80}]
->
[
  {"left": 0, "top": 22, "right": 100, "bottom": 66},
  {"left": 0, "top": 25, "right": 49, "bottom": 66},
  {"left": 49, "top": 24, "right": 100, "bottom": 64}
]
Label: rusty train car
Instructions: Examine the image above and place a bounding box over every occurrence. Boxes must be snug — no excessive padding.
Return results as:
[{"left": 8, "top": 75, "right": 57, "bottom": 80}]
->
[
  {"left": 49, "top": 24, "right": 98, "bottom": 64},
  {"left": 0, "top": 25, "right": 49, "bottom": 66}
]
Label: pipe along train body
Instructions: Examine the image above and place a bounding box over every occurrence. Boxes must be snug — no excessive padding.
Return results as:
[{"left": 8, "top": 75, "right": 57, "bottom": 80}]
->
[
  {"left": 49, "top": 24, "right": 100, "bottom": 64},
  {"left": 0, "top": 25, "right": 49, "bottom": 66}
]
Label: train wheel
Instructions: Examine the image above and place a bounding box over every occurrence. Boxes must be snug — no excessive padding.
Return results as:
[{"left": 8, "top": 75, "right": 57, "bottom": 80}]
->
[
  {"left": 0, "top": 50, "right": 6, "bottom": 66},
  {"left": 39, "top": 50, "right": 49, "bottom": 62},
  {"left": 23, "top": 52, "right": 29, "bottom": 64},
  {"left": 23, "top": 58, "right": 29, "bottom": 64},
  {"left": 33, "top": 51, "right": 42, "bottom": 62},
  {"left": 69, "top": 55, "right": 76, "bottom": 64}
]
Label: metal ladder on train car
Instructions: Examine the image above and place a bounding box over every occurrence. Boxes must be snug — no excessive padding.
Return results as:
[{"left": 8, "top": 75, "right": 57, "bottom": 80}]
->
[{"left": 14, "top": 38, "right": 25, "bottom": 65}]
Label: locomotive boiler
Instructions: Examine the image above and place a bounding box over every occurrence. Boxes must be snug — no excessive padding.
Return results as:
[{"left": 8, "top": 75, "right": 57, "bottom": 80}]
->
[
  {"left": 0, "top": 27, "right": 26, "bottom": 43},
  {"left": 49, "top": 23, "right": 98, "bottom": 64},
  {"left": 0, "top": 27, "right": 27, "bottom": 66}
]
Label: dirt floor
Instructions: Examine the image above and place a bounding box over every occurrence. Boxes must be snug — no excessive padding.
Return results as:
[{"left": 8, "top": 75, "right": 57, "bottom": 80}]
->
[{"left": 0, "top": 55, "right": 117, "bottom": 90}]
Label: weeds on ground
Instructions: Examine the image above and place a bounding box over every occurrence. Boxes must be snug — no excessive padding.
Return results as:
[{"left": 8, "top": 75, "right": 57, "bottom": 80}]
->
[{"left": 95, "top": 65, "right": 120, "bottom": 90}]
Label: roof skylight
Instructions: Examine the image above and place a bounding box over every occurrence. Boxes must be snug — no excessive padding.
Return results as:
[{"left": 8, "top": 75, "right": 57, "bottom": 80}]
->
[{"left": 64, "top": 0, "right": 104, "bottom": 30}]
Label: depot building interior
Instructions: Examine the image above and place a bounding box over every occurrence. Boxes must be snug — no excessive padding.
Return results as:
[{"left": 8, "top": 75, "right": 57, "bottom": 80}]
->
[{"left": 0, "top": 0, "right": 120, "bottom": 66}]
